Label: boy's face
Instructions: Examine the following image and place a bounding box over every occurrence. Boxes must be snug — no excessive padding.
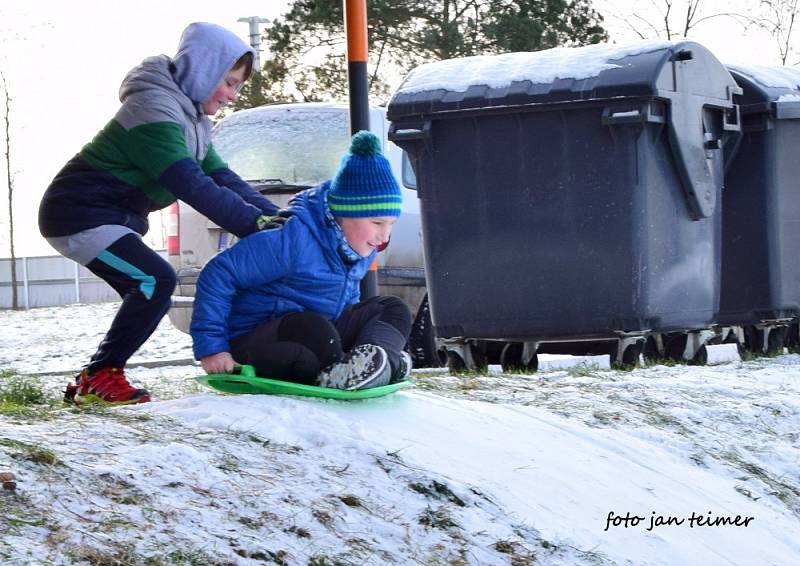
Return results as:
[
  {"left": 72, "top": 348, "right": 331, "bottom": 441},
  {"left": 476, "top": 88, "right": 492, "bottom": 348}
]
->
[
  {"left": 337, "top": 216, "right": 397, "bottom": 257},
  {"left": 202, "top": 66, "right": 247, "bottom": 115}
]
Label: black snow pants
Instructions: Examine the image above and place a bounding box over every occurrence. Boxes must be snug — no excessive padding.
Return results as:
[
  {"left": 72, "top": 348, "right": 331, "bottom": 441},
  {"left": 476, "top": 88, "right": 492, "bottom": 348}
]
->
[
  {"left": 84, "top": 234, "right": 176, "bottom": 373},
  {"left": 229, "top": 296, "right": 412, "bottom": 384}
]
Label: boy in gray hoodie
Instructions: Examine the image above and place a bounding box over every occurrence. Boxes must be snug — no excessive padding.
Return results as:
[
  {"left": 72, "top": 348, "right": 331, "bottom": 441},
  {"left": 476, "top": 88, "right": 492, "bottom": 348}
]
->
[{"left": 39, "top": 22, "right": 279, "bottom": 406}]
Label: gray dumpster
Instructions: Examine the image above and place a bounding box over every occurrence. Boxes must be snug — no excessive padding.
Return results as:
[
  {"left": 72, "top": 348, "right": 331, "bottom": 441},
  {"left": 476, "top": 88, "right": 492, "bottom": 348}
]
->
[
  {"left": 387, "top": 41, "right": 741, "bottom": 352},
  {"left": 719, "top": 64, "right": 800, "bottom": 351}
]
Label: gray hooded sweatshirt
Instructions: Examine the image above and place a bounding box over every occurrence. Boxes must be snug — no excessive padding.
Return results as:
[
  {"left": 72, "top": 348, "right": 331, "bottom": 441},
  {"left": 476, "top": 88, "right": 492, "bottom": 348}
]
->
[{"left": 39, "top": 22, "right": 276, "bottom": 264}]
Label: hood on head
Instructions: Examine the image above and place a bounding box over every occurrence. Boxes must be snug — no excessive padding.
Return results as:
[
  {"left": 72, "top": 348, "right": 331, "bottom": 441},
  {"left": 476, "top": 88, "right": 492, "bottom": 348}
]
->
[
  {"left": 171, "top": 22, "right": 255, "bottom": 104},
  {"left": 119, "top": 55, "right": 198, "bottom": 115}
]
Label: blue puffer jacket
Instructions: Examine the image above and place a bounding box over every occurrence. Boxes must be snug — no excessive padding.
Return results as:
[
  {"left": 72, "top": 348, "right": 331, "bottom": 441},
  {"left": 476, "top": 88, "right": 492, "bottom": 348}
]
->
[{"left": 190, "top": 181, "right": 375, "bottom": 360}]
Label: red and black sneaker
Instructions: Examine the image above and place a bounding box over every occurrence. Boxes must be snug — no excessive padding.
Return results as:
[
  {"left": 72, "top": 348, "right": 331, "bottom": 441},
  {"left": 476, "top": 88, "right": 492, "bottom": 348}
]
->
[{"left": 64, "top": 368, "right": 151, "bottom": 407}]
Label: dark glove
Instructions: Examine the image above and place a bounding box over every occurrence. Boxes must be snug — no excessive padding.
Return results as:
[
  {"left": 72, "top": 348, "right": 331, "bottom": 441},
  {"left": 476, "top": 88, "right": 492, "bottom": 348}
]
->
[{"left": 256, "top": 209, "right": 292, "bottom": 231}]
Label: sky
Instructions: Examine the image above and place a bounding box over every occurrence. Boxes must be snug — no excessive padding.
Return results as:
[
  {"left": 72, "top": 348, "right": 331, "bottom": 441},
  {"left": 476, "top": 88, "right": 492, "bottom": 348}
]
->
[
  {"left": 0, "top": 0, "right": 792, "bottom": 257},
  {"left": 2, "top": 301, "right": 800, "bottom": 563}
]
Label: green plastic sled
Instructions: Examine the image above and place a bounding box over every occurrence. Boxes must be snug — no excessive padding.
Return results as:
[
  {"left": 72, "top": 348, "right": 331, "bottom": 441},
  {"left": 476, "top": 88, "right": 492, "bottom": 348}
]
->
[{"left": 196, "top": 364, "right": 411, "bottom": 400}]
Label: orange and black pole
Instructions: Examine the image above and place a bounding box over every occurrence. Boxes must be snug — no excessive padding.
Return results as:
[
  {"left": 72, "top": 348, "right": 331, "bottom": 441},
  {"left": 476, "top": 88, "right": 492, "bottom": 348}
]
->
[{"left": 344, "top": 0, "right": 378, "bottom": 298}]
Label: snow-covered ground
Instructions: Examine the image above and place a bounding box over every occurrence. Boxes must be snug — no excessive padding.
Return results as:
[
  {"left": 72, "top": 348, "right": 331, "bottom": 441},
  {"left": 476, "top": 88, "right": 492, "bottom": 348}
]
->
[{"left": 2, "top": 302, "right": 800, "bottom": 565}]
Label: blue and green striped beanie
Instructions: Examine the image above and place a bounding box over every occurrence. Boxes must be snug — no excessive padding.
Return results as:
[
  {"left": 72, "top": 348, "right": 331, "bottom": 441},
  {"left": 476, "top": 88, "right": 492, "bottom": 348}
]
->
[{"left": 328, "top": 131, "right": 402, "bottom": 218}]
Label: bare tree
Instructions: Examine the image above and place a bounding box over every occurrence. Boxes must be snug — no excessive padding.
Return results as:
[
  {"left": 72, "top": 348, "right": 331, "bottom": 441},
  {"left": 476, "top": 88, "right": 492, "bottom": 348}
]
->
[
  {"left": 1, "top": 70, "right": 18, "bottom": 309},
  {"left": 615, "top": 0, "right": 746, "bottom": 40},
  {"left": 756, "top": 0, "right": 799, "bottom": 65}
]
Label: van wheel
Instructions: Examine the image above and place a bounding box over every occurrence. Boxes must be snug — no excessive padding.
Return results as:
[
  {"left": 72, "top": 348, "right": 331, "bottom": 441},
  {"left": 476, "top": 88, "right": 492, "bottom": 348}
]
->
[{"left": 407, "top": 294, "right": 445, "bottom": 368}]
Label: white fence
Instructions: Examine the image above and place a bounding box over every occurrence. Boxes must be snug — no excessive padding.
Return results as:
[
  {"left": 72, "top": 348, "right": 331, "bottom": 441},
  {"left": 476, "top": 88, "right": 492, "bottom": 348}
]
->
[{"left": 0, "top": 251, "right": 167, "bottom": 309}]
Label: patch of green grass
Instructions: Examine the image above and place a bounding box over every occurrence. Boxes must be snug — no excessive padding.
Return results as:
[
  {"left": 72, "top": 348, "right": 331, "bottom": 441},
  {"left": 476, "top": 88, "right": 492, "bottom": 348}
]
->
[
  {"left": 641, "top": 357, "right": 681, "bottom": 368},
  {"left": 739, "top": 350, "right": 759, "bottom": 362},
  {"left": 409, "top": 480, "right": 466, "bottom": 507},
  {"left": 338, "top": 494, "right": 362, "bottom": 507},
  {"left": 493, "top": 539, "right": 537, "bottom": 565},
  {"left": 0, "top": 438, "right": 60, "bottom": 466},
  {"left": 312, "top": 507, "right": 334, "bottom": 528},
  {"left": 4, "top": 514, "right": 47, "bottom": 528},
  {"left": 418, "top": 505, "right": 460, "bottom": 530},
  {"left": 0, "top": 372, "right": 59, "bottom": 419},
  {"left": 214, "top": 453, "right": 241, "bottom": 473},
  {"left": 409, "top": 370, "right": 449, "bottom": 379},
  {"left": 308, "top": 556, "right": 350, "bottom": 566},
  {"left": 285, "top": 525, "right": 311, "bottom": 538},
  {"left": 611, "top": 361, "right": 639, "bottom": 372},
  {"left": 69, "top": 543, "right": 224, "bottom": 566},
  {"left": 0, "top": 375, "right": 46, "bottom": 405},
  {"left": 455, "top": 377, "right": 483, "bottom": 390},
  {"left": 566, "top": 363, "right": 602, "bottom": 377},
  {"left": 721, "top": 451, "right": 800, "bottom": 514},
  {"left": 592, "top": 410, "right": 623, "bottom": 425}
]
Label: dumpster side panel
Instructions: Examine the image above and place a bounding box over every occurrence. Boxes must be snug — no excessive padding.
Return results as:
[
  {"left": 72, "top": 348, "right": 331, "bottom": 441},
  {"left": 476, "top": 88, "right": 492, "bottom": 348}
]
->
[
  {"left": 419, "top": 102, "right": 719, "bottom": 340},
  {"left": 639, "top": 122, "right": 721, "bottom": 330},
  {"left": 720, "top": 120, "right": 800, "bottom": 323},
  {"left": 773, "top": 124, "right": 800, "bottom": 313}
]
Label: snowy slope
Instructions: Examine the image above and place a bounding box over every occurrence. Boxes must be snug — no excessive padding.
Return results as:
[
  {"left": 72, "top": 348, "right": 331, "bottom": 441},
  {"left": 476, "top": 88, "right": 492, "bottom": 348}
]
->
[{"left": 2, "top": 303, "right": 800, "bottom": 565}]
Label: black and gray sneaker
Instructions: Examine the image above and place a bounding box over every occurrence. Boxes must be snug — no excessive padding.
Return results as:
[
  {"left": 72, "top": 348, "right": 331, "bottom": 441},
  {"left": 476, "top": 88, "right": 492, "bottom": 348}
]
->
[
  {"left": 391, "top": 351, "right": 413, "bottom": 384},
  {"left": 316, "top": 344, "right": 390, "bottom": 390}
]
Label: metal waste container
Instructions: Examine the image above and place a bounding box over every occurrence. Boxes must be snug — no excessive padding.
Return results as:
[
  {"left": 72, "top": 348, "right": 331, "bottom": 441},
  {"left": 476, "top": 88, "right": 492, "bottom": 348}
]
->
[
  {"left": 718, "top": 64, "right": 800, "bottom": 351},
  {"left": 387, "top": 41, "right": 741, "bottom": 351}
]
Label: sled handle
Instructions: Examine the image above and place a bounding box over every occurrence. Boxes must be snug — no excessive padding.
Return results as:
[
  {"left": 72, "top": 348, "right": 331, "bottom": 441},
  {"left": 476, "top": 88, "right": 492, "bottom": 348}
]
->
[{"left": 232, "top": 365, "right": 257, "bottom": 378}]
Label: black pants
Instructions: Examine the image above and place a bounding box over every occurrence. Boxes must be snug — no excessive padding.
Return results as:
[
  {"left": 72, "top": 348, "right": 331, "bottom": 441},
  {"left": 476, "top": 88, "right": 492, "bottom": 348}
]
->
[
  {"left": 84, "top": 234, "right": 176, "bottom": 373},
  {"left": 230, "top": 296, "right": 412, "bottom": 384}
]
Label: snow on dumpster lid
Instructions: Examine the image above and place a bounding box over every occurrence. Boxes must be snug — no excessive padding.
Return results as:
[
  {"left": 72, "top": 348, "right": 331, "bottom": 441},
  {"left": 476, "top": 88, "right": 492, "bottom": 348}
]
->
[
  {"left": 396, "top": 39, "right": 674, "bottom": 95},
  {"left": 726, "top": 64, "right": 800, "bottom": 90}
]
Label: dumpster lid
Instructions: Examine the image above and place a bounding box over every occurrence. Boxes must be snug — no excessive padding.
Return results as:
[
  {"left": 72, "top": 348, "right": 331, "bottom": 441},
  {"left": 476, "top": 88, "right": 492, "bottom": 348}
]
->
[
  {"left": 726, "top": 64, "right": 800, "bottom": 117},
  {"left": 388, "top": 40, "right": 738, "bottom": 118}
]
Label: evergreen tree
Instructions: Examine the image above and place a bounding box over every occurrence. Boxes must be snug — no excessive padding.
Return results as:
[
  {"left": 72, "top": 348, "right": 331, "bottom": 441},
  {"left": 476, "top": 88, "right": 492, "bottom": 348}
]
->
[{"left": 235, "top": 0, "right": 608, "bottom": 108}]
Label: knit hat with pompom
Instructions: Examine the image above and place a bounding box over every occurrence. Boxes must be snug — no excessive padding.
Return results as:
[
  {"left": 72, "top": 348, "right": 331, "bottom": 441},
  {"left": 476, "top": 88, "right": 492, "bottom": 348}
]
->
[{"left": 328, "top": 131, "right": 402, "bottom": 217}]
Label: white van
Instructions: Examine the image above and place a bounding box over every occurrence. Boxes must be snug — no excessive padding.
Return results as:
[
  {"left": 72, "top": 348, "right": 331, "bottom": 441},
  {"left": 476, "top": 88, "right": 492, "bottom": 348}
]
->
[{"left": 166, "top": 102, "right": 440, "bottom": 366}]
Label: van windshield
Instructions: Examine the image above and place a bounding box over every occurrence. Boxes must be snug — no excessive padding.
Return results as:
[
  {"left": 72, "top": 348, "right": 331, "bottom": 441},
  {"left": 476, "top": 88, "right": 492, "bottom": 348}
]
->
[{"left": 212, "top": 108, "right": 351, "bottom": 185}]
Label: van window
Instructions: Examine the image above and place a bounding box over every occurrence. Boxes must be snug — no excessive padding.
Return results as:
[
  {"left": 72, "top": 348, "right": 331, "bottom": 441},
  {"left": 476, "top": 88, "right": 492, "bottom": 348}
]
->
[
  {"left": 212, "top": 109, "right": 350, "bottom": 185},
  {"left": 402, "top": 151, "right": 417, "bottom": 190}
]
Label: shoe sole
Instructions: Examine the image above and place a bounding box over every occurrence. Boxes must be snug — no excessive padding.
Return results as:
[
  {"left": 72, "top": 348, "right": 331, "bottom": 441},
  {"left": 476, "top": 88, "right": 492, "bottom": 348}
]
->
[
  {"left": 344, "top": 355, "right": 389, "bottom": 391},
  {"left": 72, "top": 393, "right": 151, "bottom": 407},
  {"left": 317, "top": 346, "right": 390, "bottom": 391}
]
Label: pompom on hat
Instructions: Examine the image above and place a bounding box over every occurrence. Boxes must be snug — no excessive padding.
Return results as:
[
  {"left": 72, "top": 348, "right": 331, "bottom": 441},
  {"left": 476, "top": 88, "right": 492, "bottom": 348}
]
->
[{"left": 328, "top": 131, "right": 402, "bottom": 218}]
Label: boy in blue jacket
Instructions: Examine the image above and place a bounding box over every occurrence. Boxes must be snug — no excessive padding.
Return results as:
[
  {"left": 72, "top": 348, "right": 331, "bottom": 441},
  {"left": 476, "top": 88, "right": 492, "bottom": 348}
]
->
[
  {"left": 191, "top": 131, "right": 413, "bottom": 390},
  {"left": 39, "top": 23, "right": 281, "bottom": 406}
]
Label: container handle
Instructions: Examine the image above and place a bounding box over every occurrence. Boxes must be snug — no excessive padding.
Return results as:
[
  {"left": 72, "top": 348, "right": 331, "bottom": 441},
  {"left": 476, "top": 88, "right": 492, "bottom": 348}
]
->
[
  {"left": 774, "top": 100, "right": 800, "bottom": 120},
  {"left": 388, "top": 121, "right": 431, "bottom": 142},
  {"left": 601, "top": 102, "right": 666, "bottom": 125},
  {"left": 666, "top": 104, "right": 727, "bottom": 220}
]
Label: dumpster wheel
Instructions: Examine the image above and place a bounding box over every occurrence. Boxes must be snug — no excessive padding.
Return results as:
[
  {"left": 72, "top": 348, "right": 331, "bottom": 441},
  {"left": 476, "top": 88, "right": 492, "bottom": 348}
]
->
[
  {"left": 649, "top": 330, "right": 714, "bottom": 364},
  {"left": 786, "top": 322, "right": 799, "bottom": 352},
  {"left": 611, "top": 339, "right": 644, "bottom": 367},
  {"left": 768, "top": 326, "right": 787, "bottom": 354},
  {"left": 743, "top": 324, "right": 787, "bottom": 355},
  {"left": 500, "top": 342, "right": 539, "bottom": 373},
  {"left": 441, "top": 341, "right": 488, "bottom": 373}
]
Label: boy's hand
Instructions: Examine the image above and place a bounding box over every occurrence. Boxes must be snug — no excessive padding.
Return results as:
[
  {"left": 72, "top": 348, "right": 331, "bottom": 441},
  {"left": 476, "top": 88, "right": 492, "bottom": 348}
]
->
[
  {"left": 201, "top": 352, "right": 237, "bottom": 374},
  {"left": 256, "top": 209, "right": 292, "bottom": 230}
]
